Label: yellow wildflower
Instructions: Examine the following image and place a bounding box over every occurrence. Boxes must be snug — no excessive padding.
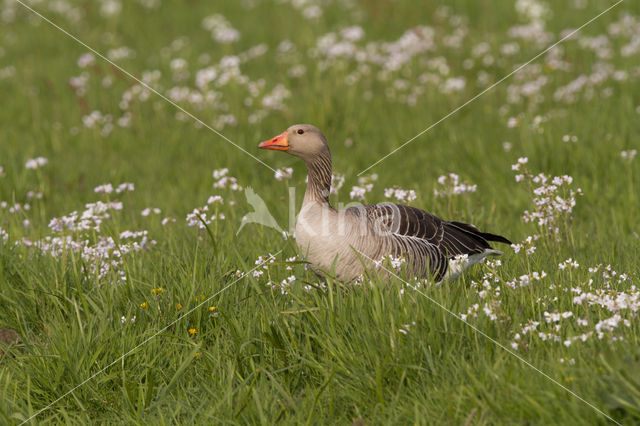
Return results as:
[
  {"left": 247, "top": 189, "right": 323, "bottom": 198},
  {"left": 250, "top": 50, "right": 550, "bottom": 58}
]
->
[
  {"left": 194, "top": 352, "right": 201, "bottom": 358},
  {"left": 209, "top": 306, "right": 216, "bottom": 312},
  {"left": 140, "top": 302, "right": 148, "bottom": 309},
  {"left": 176, "top": 303, "right": 183, "bottom": 310},
  {"left": 188, "top": 328, "right": 197, "bottom": 336},
  {"left": 151, "top": 287, "right": 163, "bottom": 295}
]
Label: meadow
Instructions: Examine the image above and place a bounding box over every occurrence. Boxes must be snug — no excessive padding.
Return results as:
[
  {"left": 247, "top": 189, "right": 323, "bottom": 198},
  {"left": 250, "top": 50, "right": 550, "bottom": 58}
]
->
[{"left": 1, "top": 0, "right": 640, "bottom": 423}]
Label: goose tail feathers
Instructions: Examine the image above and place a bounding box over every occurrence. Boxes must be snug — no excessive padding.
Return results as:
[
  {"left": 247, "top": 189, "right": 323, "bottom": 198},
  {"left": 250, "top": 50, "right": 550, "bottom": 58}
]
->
[
  {"left": 447, "top": 221, "right": 512, "bottom": 245},
  {"left": 477, "top": 232, "right": 512, "bottom": 245}
]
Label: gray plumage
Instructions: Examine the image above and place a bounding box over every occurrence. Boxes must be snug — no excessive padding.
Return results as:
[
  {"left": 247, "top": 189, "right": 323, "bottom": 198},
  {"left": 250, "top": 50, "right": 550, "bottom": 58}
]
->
[{"left": 259, "top": 124, "right": 511, "bottom": 282}]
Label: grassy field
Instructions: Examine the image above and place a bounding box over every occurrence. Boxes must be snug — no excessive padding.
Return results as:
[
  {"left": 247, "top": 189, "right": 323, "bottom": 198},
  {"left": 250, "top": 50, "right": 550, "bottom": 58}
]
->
[{"left": 1, "top": 0, "right": 640, "bottom": 423}]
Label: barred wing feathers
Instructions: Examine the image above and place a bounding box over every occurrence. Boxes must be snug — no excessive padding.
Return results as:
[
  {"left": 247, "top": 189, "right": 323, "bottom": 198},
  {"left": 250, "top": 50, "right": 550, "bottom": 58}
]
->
[{"left": 348, "top": 203, "right": 511, "bottom": 281}]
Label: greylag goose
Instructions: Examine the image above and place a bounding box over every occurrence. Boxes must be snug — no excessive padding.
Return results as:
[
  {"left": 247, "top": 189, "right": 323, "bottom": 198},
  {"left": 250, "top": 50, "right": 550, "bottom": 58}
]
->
[{"left": 259, "top": 124, "right": 511, "bottom": 282}]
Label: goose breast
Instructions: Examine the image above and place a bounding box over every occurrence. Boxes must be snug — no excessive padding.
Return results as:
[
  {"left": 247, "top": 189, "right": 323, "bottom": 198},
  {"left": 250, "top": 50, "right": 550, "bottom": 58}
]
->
[{"left": 295, "top": 202, "right": 379, "bottom": 281}]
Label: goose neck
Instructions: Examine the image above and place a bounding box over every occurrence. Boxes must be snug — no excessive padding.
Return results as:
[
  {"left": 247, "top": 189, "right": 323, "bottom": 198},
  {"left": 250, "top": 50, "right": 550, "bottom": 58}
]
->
[{"left": 303, "top": 151, "right": 332, "bottom": 205}]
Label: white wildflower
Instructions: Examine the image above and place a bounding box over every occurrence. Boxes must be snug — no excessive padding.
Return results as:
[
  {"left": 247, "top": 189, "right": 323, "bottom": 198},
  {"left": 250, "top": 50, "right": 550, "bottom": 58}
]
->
[
  {"left": 621, "top": 149, "right": 637, "bottom": 162},
  {"left": 161, "top": 217, "right": 176, "bottom": 226},
  {"left": 25, "top": 157, "right": 48, "bottom": 170},
  {"left": 384, "top": 186, "right": 417, "bottom": 202},
  {"left": 274, "top": 167, "right": 293, "bottom": 181},
  {"left": 77, "top": 52, "right": 95, "bottom": 68},
  {"left": 434, "top": 173, "right": 477, "bottom": 197},
  {"left": 94, "top": 183, "right": 114, "bottom": 194}
]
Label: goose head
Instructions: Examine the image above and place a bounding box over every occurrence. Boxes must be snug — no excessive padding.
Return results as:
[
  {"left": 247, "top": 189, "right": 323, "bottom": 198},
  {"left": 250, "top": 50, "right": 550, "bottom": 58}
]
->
[{"left": 259, "top": 124, "right": 329, "bottom": 162}]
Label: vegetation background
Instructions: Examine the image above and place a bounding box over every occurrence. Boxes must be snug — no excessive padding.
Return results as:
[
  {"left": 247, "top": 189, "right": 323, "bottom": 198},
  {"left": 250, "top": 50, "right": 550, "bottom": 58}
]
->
[{"left": 0, "top": 0, "right": 639, "bottom": 423}]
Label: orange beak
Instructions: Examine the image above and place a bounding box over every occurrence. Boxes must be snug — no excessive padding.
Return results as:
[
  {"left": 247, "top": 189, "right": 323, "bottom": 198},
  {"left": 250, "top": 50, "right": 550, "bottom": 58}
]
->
[{"left": 258, "top": 131, "right": 289, "bottom": 151}]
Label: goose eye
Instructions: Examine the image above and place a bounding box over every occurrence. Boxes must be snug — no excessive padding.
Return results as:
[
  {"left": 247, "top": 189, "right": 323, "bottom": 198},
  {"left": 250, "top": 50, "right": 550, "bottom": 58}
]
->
[{"left": 297, "top": 129, "right": 304, "bottom": 135}]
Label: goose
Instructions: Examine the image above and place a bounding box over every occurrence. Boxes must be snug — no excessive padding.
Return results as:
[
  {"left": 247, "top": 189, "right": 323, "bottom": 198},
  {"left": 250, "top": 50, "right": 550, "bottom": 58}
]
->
[{"left": 258, "top": 124, "right": 511, "bottom": 283}]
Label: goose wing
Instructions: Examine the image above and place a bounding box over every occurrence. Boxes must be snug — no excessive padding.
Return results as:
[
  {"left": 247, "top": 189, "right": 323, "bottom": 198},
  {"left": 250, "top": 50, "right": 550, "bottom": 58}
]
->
[{"left": 347, "top": 203, "right": 499, "bottom": 280}]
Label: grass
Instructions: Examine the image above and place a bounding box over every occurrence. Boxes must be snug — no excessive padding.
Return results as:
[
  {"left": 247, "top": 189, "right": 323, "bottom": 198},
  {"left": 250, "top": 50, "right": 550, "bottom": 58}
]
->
[{"left": 1, "top": 0, "right": 640, "bottom": 423}]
